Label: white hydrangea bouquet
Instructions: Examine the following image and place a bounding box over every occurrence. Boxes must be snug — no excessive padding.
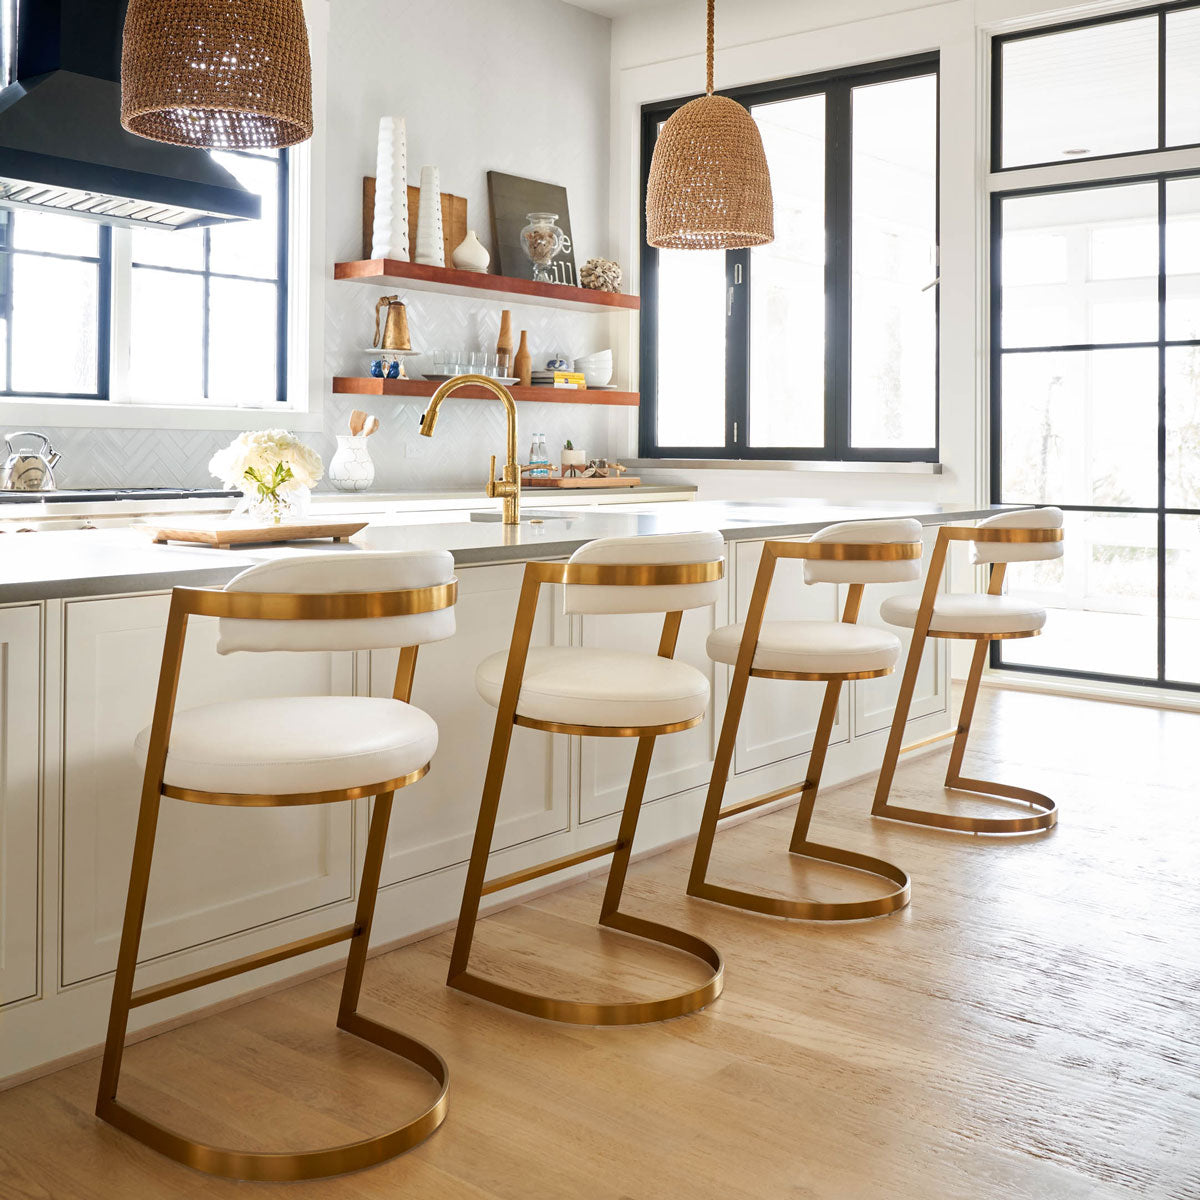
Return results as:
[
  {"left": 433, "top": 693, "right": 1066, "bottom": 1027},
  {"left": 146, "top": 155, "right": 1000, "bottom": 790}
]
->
[{"left": 209, "top": 430, "right": 324, "bottom": 525}]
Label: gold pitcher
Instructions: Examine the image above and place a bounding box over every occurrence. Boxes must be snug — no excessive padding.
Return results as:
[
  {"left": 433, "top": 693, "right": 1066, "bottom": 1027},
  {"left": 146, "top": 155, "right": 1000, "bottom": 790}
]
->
[{"left": 374, "top": 295, "right": 412, "bottom": 350}]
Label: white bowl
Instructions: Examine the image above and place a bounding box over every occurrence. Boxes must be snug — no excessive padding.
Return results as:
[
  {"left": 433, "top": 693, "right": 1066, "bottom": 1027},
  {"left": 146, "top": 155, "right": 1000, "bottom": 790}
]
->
[
  {"left": 582, "top": 363, "right": 613, "bottom": 387},
  {"left": 575, "top": 349, "right": 613, "bottom": 368}
]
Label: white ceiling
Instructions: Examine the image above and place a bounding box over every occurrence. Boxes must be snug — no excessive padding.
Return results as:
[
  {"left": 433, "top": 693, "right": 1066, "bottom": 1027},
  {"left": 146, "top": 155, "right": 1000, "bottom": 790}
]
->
[{"left": 564, "top": 0, "right": 674, "bottom": 17}]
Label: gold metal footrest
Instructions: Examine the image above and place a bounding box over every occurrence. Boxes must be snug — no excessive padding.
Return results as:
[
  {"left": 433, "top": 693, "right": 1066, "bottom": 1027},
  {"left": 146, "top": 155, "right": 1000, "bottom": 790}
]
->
[
  {"left": 96, "top": 1011, "right": 449, "bottom": 1182},
  {"left": 874, "top": 776, "right": 1057, "bottom": 835},
  {"left": 689, "top": 840, "right": 911, "bottom": 922},
  {"left": 448, "top": 910, "right": 723, "bottom": 1027}
]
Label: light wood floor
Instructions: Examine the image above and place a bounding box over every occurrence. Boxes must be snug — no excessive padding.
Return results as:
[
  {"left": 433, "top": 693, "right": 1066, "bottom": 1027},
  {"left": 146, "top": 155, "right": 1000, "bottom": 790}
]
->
[{"left": 2, "top": 686, "right": 1197, "bottom": 1199}]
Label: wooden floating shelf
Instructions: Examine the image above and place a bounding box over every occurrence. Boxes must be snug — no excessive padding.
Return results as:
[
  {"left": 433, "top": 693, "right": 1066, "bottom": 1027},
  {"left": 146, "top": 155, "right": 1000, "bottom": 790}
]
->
[
  {"left": 333, "top": 377, "right": 639, "bottom": 408},
  {"left": 334, "top": 258, "right": 640, "bottom": 314}
]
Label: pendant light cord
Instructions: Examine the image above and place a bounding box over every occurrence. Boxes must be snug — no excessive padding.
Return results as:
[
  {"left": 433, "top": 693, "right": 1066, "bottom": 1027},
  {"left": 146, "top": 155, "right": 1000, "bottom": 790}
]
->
[{"left": 706, "top": 0, "right": 715, "bottom": 94}]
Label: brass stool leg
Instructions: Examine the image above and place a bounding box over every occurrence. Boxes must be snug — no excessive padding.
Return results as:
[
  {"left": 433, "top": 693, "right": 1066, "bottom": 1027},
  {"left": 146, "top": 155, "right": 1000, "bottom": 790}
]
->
[
  {"left": 96, "top": 786, "right": 449, "bottom": 1181},
  {"left": 871, "top": 568, "right": 1057, "bottom": 836},
  {"left": 689, "top": 674, "right": 909, "bottom": 921},
  {"left": 448, "top": 613, "right": 723, "bottom": 1026}
]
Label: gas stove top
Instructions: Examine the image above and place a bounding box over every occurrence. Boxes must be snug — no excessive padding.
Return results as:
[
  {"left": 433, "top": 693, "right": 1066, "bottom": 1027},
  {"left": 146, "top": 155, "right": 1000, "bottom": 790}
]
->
[{"left": 0, "top": 488, "right": 240, "bottom": 505}]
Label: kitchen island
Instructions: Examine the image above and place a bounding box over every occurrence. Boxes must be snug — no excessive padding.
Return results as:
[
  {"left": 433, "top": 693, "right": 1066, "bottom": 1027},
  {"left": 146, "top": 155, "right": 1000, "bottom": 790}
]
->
[{"left": 0, "top": 496, "right": 1006, "bottom": 1081}]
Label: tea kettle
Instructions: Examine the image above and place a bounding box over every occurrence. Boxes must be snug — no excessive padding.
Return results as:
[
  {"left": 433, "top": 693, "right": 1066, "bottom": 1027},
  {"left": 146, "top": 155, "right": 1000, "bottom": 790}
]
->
[{"left": 1, "top": 431, "right": 60, "bottom": 491}]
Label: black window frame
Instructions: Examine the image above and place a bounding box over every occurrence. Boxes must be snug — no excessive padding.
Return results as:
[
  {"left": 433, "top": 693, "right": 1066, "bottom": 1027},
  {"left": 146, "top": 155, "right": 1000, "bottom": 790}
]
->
[
  {"left": 989, "top": 158, "right": 1200, "bottom": 697},
  {"left": 0, "top": 153, "right": 290, "bottom": 404},
  {"left": 992, "top": 0, "right": 1200, "bottom": 174},
  {"left": 638, "top": 52, "right": 941, "bottom": 464}
]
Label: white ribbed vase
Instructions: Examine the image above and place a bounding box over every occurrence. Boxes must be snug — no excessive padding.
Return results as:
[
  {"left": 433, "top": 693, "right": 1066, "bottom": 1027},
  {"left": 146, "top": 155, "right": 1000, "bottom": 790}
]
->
[
  {"left": 415, "top": 165, "right": 444, "bottom": 267},
  {"left": 370, "top": 116, "right": 409, "bottom": 261}
]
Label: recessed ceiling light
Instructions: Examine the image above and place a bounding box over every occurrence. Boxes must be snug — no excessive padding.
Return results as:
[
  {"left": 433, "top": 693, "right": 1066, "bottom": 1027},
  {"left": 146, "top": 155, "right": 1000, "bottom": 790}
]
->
[{"left": 1062, "top": 148, "right": 1090, "bottom": 157}]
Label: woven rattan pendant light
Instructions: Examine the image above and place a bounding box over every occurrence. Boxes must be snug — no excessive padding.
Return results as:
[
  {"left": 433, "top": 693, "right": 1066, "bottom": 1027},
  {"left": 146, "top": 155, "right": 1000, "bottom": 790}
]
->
[
  {"left": 646, "top": 0, "right": 773, "bottom": 249},
  {"left": 121, "top": 0, "right": 314, "bottom": 150}
]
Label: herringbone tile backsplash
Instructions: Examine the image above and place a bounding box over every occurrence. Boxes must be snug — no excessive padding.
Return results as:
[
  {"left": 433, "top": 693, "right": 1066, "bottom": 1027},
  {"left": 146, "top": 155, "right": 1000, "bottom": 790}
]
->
[{"left": 35, "top": 287, "right": 632, "bottom": 492}]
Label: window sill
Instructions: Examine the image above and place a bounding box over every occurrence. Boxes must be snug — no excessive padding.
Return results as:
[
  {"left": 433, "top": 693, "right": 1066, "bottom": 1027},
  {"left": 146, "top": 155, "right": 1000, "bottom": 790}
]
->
[
  {"left": 0, "top": 398, "right": 324, "bottom": 433},
  {"left": 626, "top": 458, "right": 942, "bottom": 475}
]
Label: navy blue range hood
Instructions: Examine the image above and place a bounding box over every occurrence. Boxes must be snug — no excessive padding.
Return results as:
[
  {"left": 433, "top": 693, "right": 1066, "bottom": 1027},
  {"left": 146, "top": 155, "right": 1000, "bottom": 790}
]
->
[{"left": 0, "top": 0, "right": 261, "bottom": 231}]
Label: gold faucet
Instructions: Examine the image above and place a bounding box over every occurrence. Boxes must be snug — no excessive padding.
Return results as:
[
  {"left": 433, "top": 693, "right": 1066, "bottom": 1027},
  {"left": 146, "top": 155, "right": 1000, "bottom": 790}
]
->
[{"left": 418, "top": 373, "right": 521, "bottom": 524}]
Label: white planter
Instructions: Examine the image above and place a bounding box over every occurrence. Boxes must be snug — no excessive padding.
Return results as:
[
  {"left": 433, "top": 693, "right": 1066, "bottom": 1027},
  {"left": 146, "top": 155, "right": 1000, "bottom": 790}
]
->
[
  {"left": 329, "top": 435, "right": 376, "bottom": 492},
  {"left": 370, "top": 116, "right": 408, "bottom": 261},
  {"left": 415, "top": 166, "right": 444, "bottom": 267}
]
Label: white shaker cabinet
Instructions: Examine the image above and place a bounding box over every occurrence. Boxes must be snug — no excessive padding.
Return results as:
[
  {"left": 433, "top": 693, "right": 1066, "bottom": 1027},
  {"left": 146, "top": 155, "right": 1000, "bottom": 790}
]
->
[
  {"left": 0, "top": 605, "right": 41, "bottom": 1010},
  {"left": 59, "top": 594, "right": 357, "bottom": 988}
]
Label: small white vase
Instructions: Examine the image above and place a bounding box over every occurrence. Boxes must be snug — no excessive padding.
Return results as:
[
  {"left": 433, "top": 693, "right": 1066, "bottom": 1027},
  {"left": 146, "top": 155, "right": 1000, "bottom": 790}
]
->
[
  {"left": 452, "top": 229, "right": 490, "bottom": 273},
  {"left": 561, "top": 448, "right": 587, "bottom": 476},
  {"left": 329, "top": 435, "right": 376, "bottom": 493},
  {"left": 370, "top": 116, "right": 408, "bottom": 261},
  {"left": 415, "top": 166, "right": 444, "bottom": 267}
]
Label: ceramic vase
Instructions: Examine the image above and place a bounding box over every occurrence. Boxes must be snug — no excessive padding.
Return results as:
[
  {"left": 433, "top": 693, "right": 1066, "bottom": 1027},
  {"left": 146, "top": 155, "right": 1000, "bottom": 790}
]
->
[
  {"left": 452, "top": 229, "right": 490, "bottom": 273},
  {"left": 370, "top": 116, "right": 408, "bottom": 261},
  {"left": 496, "top": 309, "right": 514, "bottom": 377},
  {"left": 415, "top": 166, "right": 444, "bottom": 266},
  {"left": 329, "top": 435, "right": 376, "bottom": 493}
]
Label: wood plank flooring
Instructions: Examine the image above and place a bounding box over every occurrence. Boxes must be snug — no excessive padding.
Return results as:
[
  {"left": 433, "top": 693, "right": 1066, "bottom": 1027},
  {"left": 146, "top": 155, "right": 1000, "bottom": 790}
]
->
[{"left": 1, "top": 686, "right": 1197, "bottom": 1199}]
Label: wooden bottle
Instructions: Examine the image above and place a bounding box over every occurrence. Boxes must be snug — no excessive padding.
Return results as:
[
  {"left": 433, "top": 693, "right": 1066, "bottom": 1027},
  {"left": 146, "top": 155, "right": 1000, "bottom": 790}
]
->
[
  {"left": 497, "top": 309, "right": 514, "bottom": 377},
  {"left": 514, "top": 330, "right": 532, "bottom": 387}
]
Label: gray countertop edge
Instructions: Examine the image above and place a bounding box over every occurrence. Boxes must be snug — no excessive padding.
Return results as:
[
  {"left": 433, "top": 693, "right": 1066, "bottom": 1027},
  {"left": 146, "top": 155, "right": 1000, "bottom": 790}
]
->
[{"left": 0, "top": 504, "right": 1015, "bottom": 604}]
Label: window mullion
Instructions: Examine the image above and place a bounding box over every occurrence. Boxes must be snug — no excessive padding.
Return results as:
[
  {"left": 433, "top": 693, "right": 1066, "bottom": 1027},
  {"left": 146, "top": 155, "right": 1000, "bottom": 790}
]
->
[
  {"left": 727, "top": 247, "right": 750, "bottom": 453},
  {"left": 826, "top": 82, "right": 852, "bottom": 458},
  {"left": 108, "top": 226, "right": 132, "bottom": 404}
]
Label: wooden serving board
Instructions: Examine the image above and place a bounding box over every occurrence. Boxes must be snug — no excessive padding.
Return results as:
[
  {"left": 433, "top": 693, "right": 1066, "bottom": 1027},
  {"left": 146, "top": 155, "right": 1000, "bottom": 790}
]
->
[
  {"left": 522, "top": 476, "right": 642, "bottom": 489},
  {"left": 149, "top": 519, "right": 367, "bottom": 550},
  {"left": 362, "top": 177, "right": 468, "bottom": 267}
]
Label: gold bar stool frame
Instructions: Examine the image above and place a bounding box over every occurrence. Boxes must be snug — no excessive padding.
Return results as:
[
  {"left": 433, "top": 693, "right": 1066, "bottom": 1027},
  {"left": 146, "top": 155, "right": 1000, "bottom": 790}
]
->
[
  {"left": 448, "top": 532, "right": 727, "bottom": 1025},
  {"left": 689, "top": 521, "right": 922, "bottom": 921},
  {"left": 872, "top": 508, "right": 1065, "bottom": 834},
  {"left": 96, "top": 552, "right": 457, "bottom": 1181}
]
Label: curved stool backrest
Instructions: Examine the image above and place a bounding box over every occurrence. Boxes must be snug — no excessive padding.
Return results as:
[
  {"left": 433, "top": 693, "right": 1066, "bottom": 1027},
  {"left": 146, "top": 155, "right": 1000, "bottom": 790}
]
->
[
  {"left": 564, "top": 530, "right": 726, "bottom": 614},
  {"left": 803, "top": 518, "right": 924, "bottom": 586},
  {"left": 969, "top": 507, "right": 1065, "bottom": 566},
  {"left": 216, "top": 549, "right": 457, "bottom": 653}
]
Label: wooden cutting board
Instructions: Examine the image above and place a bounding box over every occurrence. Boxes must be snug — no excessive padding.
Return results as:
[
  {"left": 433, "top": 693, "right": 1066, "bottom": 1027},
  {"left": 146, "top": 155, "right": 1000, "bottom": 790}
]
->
[
  {"left": 362, "top": 177, "right": 468, "bottom": 267},
  {"left": 149, "top": 519, "right": 367, "bottom": 550},
  {"left": 522, "top": 476, "right": 642, "bottom": 489}
]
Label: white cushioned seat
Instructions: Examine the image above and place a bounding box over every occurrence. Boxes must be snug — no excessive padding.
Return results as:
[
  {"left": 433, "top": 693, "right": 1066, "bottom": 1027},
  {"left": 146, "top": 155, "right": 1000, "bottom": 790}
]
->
[
  {"left": 880, "top": 593, "right": 1046, "bottom": 635},
  {"left": 135, "top": 696, "right": 438, "bottom": 795},
  {"left": 707, "top": 621, "right": 902, "bottom": 675},
  {"left": 475, "top": 646, "right": 709, "bottom": 728}
]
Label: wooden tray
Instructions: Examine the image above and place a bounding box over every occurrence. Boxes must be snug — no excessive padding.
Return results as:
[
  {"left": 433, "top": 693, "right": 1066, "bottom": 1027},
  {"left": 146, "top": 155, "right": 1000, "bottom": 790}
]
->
[
  {"left": 521, "top": 476, "right": 642, "bottom": 489},
  {"left": 149, "top": 519, "right": 367, "bottom": 550}
]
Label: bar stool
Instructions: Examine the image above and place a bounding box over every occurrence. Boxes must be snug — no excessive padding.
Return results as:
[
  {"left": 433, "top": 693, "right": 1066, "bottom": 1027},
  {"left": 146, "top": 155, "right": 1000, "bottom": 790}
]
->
[
  {"left": 449, "top": 531, "right": 726, "bottom": 1025},
  {"left": 872, "top": 508, "right": 1064, "bottom": 833},
  {"left": 96, "top": 551, "right": 457, "bottom": 1182},
  {"left": 688, "top": 520, "right": 922, "bottom": 921}
]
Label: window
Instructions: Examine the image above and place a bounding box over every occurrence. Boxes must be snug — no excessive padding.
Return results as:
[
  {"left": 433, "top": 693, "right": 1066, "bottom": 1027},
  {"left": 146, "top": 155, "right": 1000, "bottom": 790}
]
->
[
  {"left": 640, "top": 55, "right": 939, "bottom": 462},
  {"left": 991, "top": 4, "right": 1200, "bottom": 695}
]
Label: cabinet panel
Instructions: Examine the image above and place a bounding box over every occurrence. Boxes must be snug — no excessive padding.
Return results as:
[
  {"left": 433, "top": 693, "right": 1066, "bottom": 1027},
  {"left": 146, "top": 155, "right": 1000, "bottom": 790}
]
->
[
  {"left": 578, "top": 587, "right": 724, "bottom": 825},
  {"left": 854, "top": 526, "right": 948, "bottom": 737},
  {"left": 732, "top": 540, "right": 849, "bottom": 775},
  {"left": 0, "top": 606, "right": 41, "bottom": 1008},
  {"left": 370, "top": 563, "right": 569, "bottom": 886},
  {"left": 61, "top": 595, "right": 356, "bottom": 986}
]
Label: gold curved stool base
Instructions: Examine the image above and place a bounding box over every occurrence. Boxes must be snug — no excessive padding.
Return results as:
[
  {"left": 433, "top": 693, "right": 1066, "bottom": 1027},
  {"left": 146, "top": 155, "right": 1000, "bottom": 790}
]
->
[
  {"left": 449, "top": 911, "right": 723, "bottom": 1026},
  {"left": 874, "top": 776, "right": 1058, "bottom": 836},
  {"left": 689, "top": 839, "right": 911, "bottom": 922},
  {"left": 96, "top": 1013, "right": 448, "bottom": 1182}
]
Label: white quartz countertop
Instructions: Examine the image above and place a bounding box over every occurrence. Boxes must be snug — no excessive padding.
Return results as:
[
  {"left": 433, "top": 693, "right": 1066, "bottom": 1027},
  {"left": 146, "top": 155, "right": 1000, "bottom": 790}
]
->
[{"left": 0, "top": 499, "right": 1015, "bottom": 603}]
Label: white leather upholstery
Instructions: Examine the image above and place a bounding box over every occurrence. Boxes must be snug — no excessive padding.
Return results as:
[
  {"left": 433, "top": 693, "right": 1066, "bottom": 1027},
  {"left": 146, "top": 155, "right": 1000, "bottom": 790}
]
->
[
  {"left": 216, "top": 550, "right": 456, "bottom": 654},
  {"left": 564, "top": 531, "right": 724, "bottom": 615},
  {"left": 135, "top": 696, "right": 438, "bottom": 795},
  {"left": 880, "top": 593, "right": 1047, "bottom": 635},
  {"left": 707, "top": 620, "right": 902, "bottom": 675},
  {"left": 803, "top": 518, "right": 924, "bottom": 585},
  {"left": 475, "top": 646, "right": 709, "bottom": 727},
  {"left": 970, "top": 507, "right": 1064, "bottom": 564}
]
